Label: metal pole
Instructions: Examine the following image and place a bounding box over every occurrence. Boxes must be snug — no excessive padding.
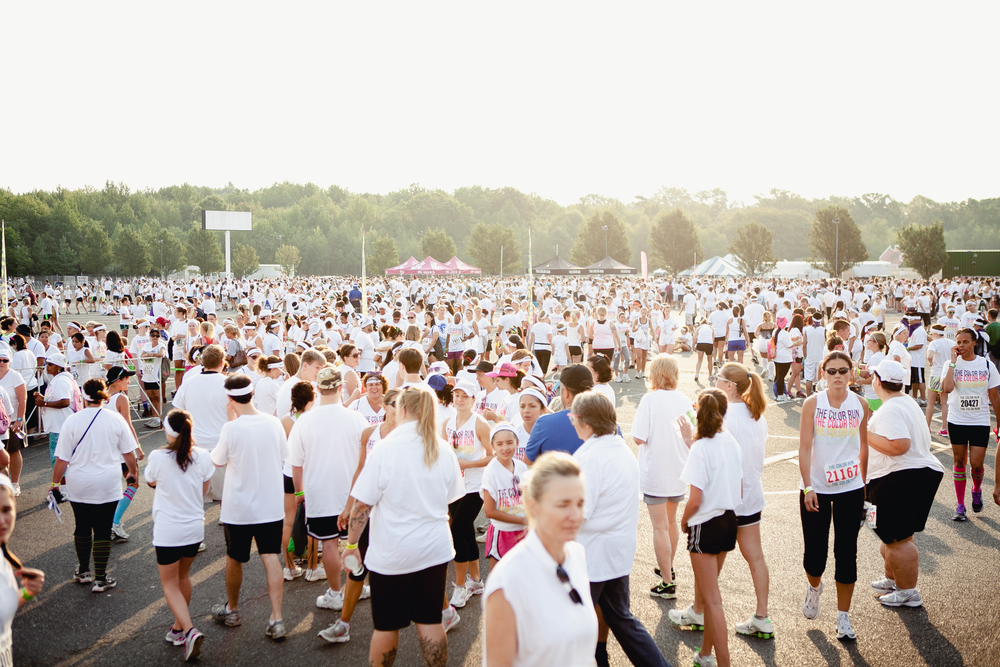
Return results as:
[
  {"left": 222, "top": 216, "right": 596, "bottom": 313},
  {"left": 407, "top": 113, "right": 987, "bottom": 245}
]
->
[
  {"left": 500, "top": 246, "right": 503, "bottom": 280},
  {"left": 833, "top": 217, "right": 840, "bottom": 280}
]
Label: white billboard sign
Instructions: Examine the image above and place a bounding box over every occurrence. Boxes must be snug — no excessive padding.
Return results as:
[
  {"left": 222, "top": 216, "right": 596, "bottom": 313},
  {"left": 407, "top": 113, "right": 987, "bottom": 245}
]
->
[{"left": 202, "top": 210, "right": 252, "bottom": 231}]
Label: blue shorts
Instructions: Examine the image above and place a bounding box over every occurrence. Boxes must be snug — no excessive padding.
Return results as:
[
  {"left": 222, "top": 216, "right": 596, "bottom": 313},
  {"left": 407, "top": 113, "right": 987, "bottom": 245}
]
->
[
  {"left": 49, "top": 433, "right": 60, "bottom": 467},
  {"left": 727, "top": 340, "right": 746, "bottom": 352}
]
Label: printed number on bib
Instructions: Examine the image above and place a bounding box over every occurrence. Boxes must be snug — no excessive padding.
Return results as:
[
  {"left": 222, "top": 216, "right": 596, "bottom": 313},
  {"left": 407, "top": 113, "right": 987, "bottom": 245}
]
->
[
  {"left": 824, "top": 459, "right": 860, "bottom": 487},
  {"left": 958, "top": 395, "right": 981, "bottom": 413}
]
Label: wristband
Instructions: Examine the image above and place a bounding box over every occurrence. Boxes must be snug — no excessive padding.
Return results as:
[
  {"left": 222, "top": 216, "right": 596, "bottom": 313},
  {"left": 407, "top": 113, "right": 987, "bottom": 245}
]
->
[
  {"left": 949, "top": 363, "right": 957, "bottom": 368},
  {"left": 803, "top": 486, "right": 814, "bottom": 494},
  {"left": 345, "top": 543, "right": 359, "bottom": 550},
  {"left": 20, "top": 588, "right": 34, "bottom": 601},
  {"left": 294, "top": 491, "right": 304, "bottom": 497},
  {"left": 50, "top": 482, "right": 60, "bottom": 488}
]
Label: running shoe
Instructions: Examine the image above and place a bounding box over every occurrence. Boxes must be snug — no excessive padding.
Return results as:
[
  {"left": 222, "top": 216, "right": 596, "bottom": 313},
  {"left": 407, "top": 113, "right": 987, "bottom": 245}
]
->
[
  {"left": 73, "top": 568, "right": 93, "bottom": 584},
  {"left": 111, "top": 523, "right": 130, "bottom": 541},
  {"left": 11, "top": 483, "right": 19, "bottom": 497},
  {"left": 871, "top": 577, "right": 897, "bottom": 592},
  {"left": 878, "top": 588, "right": 923, "bottom": 607},
  {"left": 265, "top": 620, "right": 287, "bottom": 641},
  {"left": 624, "top": 373, "right": 632, "bottom": 383},
  {"left": 318, "top": 619, "right": 350, "bottom": 644},
  {"left": 211, "top": 603, "right": 242, "bottom": 627},
  {"left": 653, "top": 567, "right": 676, "bottom": 581},
  {"left": 442, "top": 605, "right": 461, "bottom": 632},
  {"left": 184, "top": 628, "right": 205, "bottom": 661},
  {"left": 649, "top": 580, "right": 677, "bottom": 599},
  {"left": 92, "top": 577, "right": 117, "bottom": 593},
  {"left": 614, "top": 376, "right": 623, "bottom": 383},
  {"left": 145, "top": 419, "right": 163, "bottom": 429},
  {"left": 667, "top": 605, "right": 705, "bottom": 630},
  {"left": 198, "top": 542, "right": 206, "bottom": 552},
  {"left": 360, "top": 584, "right": 371, "bottom": 600},
  {"left": 835, "top": 612, "right": 856, "bottom": 640},
  {"left": 692, "top": 652, "right": 716, "bottom": 667},
  {"left": 952, "top": 504, "right": 968, "bottom": 522},
  {"left": 304, "top": 565, "right": 327, "bottom": 581},
  {"left": 752, "top": 356, "right": 760, "bottom": 365},
  {"left": 938, "top": 429, "right": 949, "bottom": 437},
  {"left": 972, "top": 491, "right": 984, "bottom": 513},
  {"left": 734, "top": 616, "right": 775, "bottom": 639},
  {"left": 802, "top": 582, "right": 823, "bottom": 620},
  {"left": 283, "top": 566, "right": 304, "bottom": 581},
  {"left": 165, "top": 626, "right": 186, "bottom": 646},
  {"left": 316, "top": 588, "right": 345, "bottom": 611},
  {"left": 449, "top": 584, "right": 472, "bottom": 609},
  {"left": 476, "top": 532, "right": 487, "bottom": 543},
  {"left": 465, "top": 575, "right": 485, "bottom": 596}
]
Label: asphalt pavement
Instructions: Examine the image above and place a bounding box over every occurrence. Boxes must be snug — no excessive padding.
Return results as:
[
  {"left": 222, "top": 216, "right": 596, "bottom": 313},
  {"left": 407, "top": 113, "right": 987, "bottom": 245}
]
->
[{"left": 11, "top": 310, "right": 999, "bottom": 666}]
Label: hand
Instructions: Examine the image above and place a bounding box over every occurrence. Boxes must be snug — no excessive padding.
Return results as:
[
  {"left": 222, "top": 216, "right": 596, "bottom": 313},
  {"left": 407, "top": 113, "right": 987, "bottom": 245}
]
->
[
  {"left": 16, "top": 568, "right": 44, "bottom": 598},
  {"left": 10, "top": 421, "right": 21, "bottom": 434},
  {"left": 804, "top": 490, "right": 819, "bottom": 512},
  {"left": 295, "top": 493, "right": 304, "bottom": 506},
  {"left": 33, "top": 394, "right": 45, "bottom": 407},
  {"left": 951, "top": 346, "right": 959, "bottom": 363},
  {"left": 675, "top": 415, "right": 694, "bottom": 446},
  {"left": 337, "top": 513, "right": 349, "bottom": 532},
  {"left": 136, "top": 448, "right": 145, "bottom": 461},
  {"left": 681, "top": 521, "right": 689, "bottom": 534}
]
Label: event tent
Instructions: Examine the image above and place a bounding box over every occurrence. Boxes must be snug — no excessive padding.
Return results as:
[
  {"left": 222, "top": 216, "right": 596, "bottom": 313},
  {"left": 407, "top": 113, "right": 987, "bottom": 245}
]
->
[
  {"left": 384, "top": 257, "right": 421, "bottom": 275},
  {"left": 531, "top": 255, "right": 584, "bottom": 275},
  {"left": 443, "top": 257, "right": 482, "bottom": 275},
  {"left": 679, "top": 254, "right": 743, "bottom": 277},
  {"left": 583, "top": 256, "right": 636, "bottom": 275},
  {"left": 385, "top": 256, "right": 482, "bottom": 275}
]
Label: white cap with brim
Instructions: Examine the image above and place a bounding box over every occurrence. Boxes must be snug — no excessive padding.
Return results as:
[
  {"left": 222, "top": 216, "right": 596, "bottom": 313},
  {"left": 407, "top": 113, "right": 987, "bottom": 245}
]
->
[
  {"left": 47, "top": 352, "right": 69, "bottom": 368},
  {"left": 873, "top": 359, "right": 907, "bottom": 385}
]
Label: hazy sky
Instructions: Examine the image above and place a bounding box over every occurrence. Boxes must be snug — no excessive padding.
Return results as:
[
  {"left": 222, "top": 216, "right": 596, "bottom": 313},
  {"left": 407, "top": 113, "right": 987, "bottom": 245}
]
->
[{"left": 4, "top": 2, "right": 998, "bottom": 207}]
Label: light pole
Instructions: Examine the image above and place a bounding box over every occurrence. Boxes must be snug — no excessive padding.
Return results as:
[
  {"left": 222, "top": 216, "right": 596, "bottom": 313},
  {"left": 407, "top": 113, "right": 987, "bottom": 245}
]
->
[
  {"left": 158, "top": 239, "right": 163, "bottom": 279},
  {"left": 418, "top": 230, "right": 425, "bottom": 257},
  {"left": 601, "top": 225, "right": 608, "bottom": 258},
  {"left": 832, "top": 217, "right": 840, "bottom": 281}
]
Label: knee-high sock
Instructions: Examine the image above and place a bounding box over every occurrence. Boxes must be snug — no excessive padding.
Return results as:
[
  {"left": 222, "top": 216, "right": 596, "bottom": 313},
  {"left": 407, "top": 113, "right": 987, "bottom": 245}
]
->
[
  {"left": 93, "top": 540, "right": 112, "bottom": 580},
  {"left": 74, "top": 535, "right": 93, "bottom": 573},
  {"left": 954, "top": 466, "right": 967, "bottom": 504},
  {"left": 971, "top": 467, "right": 984, "bottom": 493},
  {"left": 113, "top": 487, "right": 136, "bottom": 525}
]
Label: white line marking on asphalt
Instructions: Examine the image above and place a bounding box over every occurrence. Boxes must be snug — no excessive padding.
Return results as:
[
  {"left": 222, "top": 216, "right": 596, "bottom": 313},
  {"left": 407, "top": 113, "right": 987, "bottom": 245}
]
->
[
  {"left": 768, "top": 435, "right": 799, "bottom": 440},
  {"left": 764, "top": 450, "right": 799, "bottom": 465}
]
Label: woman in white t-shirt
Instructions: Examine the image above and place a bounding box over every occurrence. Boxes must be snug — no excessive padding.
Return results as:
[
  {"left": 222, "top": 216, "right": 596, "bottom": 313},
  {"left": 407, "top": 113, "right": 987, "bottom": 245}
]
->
[
  {"left": 514, "top": 389, "right": 547, "bottom": 464},
  {"left": 66, "top": 333, "right": 97, "bottom": 388},
  {"left": 483, "top": 452, "right": 597, "bottom": 667},
  {"left": 528, "top": 311, "right": 554, "bottom": 375},
  {"left": 715, "top": 363, "right": 774, "bottom": 639},
  {"left": 657, "top": 306, "right": 680, "bottom": 355},
  {"left": 585, "top": 354, "right": 616, "bottom": 407},
  {"left": 0, "top": 350, "right": 26, "bottom": 494},
  {"left": 668, "top": 389, "right": 743, "bottom": 667},
  {"left": 144, "top": 409, "right": 214, "bottom": 660},
  {"left": 0, "top": 475, "right": 45, "bottom": 667},
  {"left": 253, "top": 356, "right": 285, "bottom": 417},
  {"left": 631, "top": 308, "right": 653, "bottom": 379},
  {"left": 481, "top": 423, "right": 528, "bottom": 565},
  {"left": 924, "top": 324, "right": 954, "bottom": 434},
  {"left": 349, "top": 375, "right": 387, "bottom": 426},
  {"left": 772, "top": 326, "right": 795, "bottom": 402},
  {"left": 857, "top": 332, "right": 888, "bottom": 411},
  {"left": 694, "top": 320, "right": 715, "bottom": 382},
  {"left": 632, "top": 355, "right": 694, "bottom": 600}
]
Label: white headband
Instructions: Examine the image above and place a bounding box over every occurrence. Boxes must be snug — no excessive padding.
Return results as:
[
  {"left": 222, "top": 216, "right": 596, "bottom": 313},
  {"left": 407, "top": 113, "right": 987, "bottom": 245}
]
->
[
  {"left": 520, "top": 388, "right": 548, "bottom": 407},
  {"left": 226, "top": 384, "right": 254, "bottom": 397},
  {"left": 490, "top": 423, "right": 519, "bottom": 442},
  {"left": 163, "top": 420, "right": 180, "bottom": 438},
  {"left": 267, "top": 362, "right": 284, "bottom": 369}
]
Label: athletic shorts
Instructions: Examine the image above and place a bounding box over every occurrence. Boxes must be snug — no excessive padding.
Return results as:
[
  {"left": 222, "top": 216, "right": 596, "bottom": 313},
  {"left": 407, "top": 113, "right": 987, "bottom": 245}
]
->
[
  {"left": 485, "top": 524, "right": 525, "bottom": 560},
  {"left": 910, "top": 367, "right": 925, "bottom": 385},
  {"left": 594, "top": 348, "right": 614, "bottom": 363},
  {"left": 803, "top": 360, "right": 819, "bottom": 383},
  {"left": 283, "top": 474, "right": 295, "bottom": 495},
  {"left": 142, "top": 381, "right": 161, "bottom": 391},
  {"left": 687, "top": 510, "right": 737, "bottom": 555},
  {"left": 643, "top": 493, "right": 685, "bottom": 505},
  {"left": 305, "top": 514, "right": 345, "bottom": 541},
  {"left": 867, "top": 467, "right": 943, "bottom": 544},
  {"left": 727, "top": 340, "right": 746, "bottom": 352},
  {"left": 696, "top": 343, "right": 714, "bottom": 355},
  {"left": 685, "top": 313, "right": 695, "bottom": 326},
  {"left": 927, "top": 375, "right": 943, "bottom": 393},
  {"left": 714, "top": 336, "right": 725, "bottom": 343},
  {"left": 155, "top": 542, "right": 200, "bottom": 565},
  {"left": 4, "top": 433, "right": 25, "bottom": 453},
  {"left": 223, "top": 520, "right": 283, "bottom": 563},
  {"left": 447, "top": 351, "right": 463, "bottom": 360},
  {"left": 948, "top": 422, "right": 991, "bottom": 449},
  {"left": 369, "top": 562, "right": 448, "bottom": 631},
  {"left": 736, "top": 511, "right": 762, "bottom": 527},
  {"left": 569, "top": 345, "right": 582, "bottom": 357}
]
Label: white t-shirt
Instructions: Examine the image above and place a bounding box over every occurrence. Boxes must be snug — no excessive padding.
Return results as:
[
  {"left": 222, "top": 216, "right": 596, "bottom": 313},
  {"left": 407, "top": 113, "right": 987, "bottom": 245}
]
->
[
  {"left": 680, "top": 431, "right": 743, "bottom": 527},
  {"left": 888, "top": 340, "right": 912, "bottom": 381},
  {"left": 480, "top": 457, "right": 528, "bottom": 532},
  {"left": 349, "top": 421, "right": 465, "bottom": 575},
  {"left": 908, "top": 326, "right": 928, "bottom": 367},
  {"left": 275, "top": 375, "right": 314, "bottom": 420},
  {"left": 593, "top": 383, "right": 616, "bottom": 409},
  {"left": 211, "top": 413, "right": 288, "bottom": 525},
  {"left": 927, "top": 337, "right": 956, "bottom": 377},
  {"left": 0, "top": 371, "right": 26, "bottom": 425},
  {"left": 724, "top": 402, "right": 767, "bottom": 517},
  {"left": 867, "top": 395, "right": 945, "bottom": 481},
  {"left": 144, "top": 447, "right": 216, "bottom": 546},
  {"left": 947, "top": 356, "right": 1000, "bottom": 427},
  {"left": 55, "top": 407, "right": 136, "bottom": 504},
  {"left": 254, "top": 375, "right": 282, "bottom": 416},
  {"left": 774, "top": 329, "right": 794, "bottom": 364},
  {"left": 42, "top": 372, "right": 77, "bottom": 433},
  {"left": 0, "top": 558, "right": 18, "bottom": 665},
  {"left": 288, "top": 403, "right": 368, "bottom": 518},
  {"left": 172, "top": 372, "right": 229, "bottom": 449},
  {"left": 631, "top": 389, "right": 692, "bottom": 498}
]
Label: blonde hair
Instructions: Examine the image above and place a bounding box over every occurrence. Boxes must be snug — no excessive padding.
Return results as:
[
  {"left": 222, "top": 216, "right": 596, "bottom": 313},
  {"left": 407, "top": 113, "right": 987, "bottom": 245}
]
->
[
  {"left": 718, "top": 362, "right": 767, "bottom": 420},
  {"left": 525, "top": 452, "right": 581, "bottom": 526},
  {"left": 648, "top": 354, "right": 679, "bottom": 391},
  {"left": 398, "top": 384, "right": 440, "bottom": 467}
]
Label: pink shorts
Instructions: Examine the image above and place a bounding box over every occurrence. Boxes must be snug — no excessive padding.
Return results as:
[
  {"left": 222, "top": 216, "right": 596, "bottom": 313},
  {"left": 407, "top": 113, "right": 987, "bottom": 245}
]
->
[{"left": 485, "top": 524, "right": 526, "bottom": 560}]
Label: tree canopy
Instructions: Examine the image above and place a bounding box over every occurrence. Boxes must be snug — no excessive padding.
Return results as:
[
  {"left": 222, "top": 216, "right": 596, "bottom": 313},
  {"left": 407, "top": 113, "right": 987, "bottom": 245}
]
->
[
  {"left": 808, "top": 206, "right": 868, "bottom": 277},
  {"left": 728, "top": 221, "right": 776, "bottom": 277},
  {"left": 649, "top": 209, "right": 702, "bottom": 274},
  {"left": 897, "top": 222, "right": 948, "bottom": 280},
  {"left": 571, "top": 211, "right": 631, "bottom": 267}
]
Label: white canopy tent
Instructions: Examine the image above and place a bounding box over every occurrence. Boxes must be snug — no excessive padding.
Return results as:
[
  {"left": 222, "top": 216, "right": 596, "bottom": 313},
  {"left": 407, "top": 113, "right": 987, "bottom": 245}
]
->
[{"left": 679, "top": 254, "right": 744, "bottom": 277}]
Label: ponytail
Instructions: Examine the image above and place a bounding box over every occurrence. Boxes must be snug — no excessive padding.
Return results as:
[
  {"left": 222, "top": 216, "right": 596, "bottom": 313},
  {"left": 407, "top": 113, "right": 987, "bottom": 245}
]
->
[
  {"left": 398, "top": 385, "right": 440, "bottom": 468},
  {"left": 718, "top": 362, "right": 767, "bottom": 420},
  {"left": 695, "top": 388, "right": 727, "bottom": 440},
  {"left": 1, "top": 542, "right": 21, "bottom": 569},
  {"left": 165, "top": 409, "right": 195, "bottom": 472}
]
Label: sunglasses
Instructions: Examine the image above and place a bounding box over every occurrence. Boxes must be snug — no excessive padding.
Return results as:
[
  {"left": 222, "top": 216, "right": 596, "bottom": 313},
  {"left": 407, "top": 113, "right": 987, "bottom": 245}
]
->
[
  {"left": 825, "top": 366, "right": 850, "bottom": 375},
  {"left": 385, "top": 401, "right": 395, "bottom": 408},
  {"left": 556, "top": 564, "right": 583, "bottom": 605}
]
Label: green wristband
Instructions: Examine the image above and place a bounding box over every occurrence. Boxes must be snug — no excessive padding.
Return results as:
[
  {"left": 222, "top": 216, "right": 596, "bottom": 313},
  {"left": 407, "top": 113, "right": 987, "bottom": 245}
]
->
[{"left": 294, "top": 491, "right": 304, "bottom": 497}]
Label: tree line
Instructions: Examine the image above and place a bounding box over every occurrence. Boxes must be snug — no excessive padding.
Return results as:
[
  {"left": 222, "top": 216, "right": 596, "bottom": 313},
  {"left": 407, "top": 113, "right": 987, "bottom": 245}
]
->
[{"left": 0, "top": 181, "right": 981, "bottom": 277}]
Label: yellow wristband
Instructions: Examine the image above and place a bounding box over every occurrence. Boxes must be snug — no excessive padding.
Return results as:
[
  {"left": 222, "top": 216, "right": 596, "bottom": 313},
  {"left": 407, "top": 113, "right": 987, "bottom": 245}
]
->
[
  {"left": 50, "top": 482, "right": 60, "bottom": 488},
  {"left": 803, "top": 486, "right": 814, "bottom": 494},
  {"left": 345, "top": 543, "right": 358, "bottom": 550}
]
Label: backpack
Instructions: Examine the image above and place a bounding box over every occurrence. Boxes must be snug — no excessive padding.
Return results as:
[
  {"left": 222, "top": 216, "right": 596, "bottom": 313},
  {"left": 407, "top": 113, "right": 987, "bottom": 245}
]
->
[
  {"left": 0, "top": 391, "right": 10, "bottom": 433},
  {"left": 766, "top": 334, "right": 778, "bottom": 361}
]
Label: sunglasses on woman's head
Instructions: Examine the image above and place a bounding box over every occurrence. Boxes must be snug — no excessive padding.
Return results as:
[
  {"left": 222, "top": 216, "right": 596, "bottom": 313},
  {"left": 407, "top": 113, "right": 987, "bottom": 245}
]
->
[{"left": 825, "top": 366, "right": 850, "bottom": 375}]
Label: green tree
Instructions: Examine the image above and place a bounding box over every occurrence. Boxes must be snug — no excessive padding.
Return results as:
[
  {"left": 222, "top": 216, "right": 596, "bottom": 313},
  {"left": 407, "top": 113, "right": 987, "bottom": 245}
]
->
[
  {"left": 467, "top": 223, "right": 520, "bottom": 275},
  {"left": 114, "top": 227, "right": 151, "bottom": 276},
  {"left": 231, "top": 242, "right": 260, "bottom": 278},
  {"left": 649, "top": 209, "right": 703, "bottom": 274},
  {"left": 571, "top": 211, "right": 631, "bottom": 266},
  {"left": 897, "top": 222, "right": 947, "bottom": 280},
  {"left": 366, "top": 233, "right": 399, "bottom": 276},
  {"left": 80, "top": 222, "right": 112, "bottom": 275},
  {"left": 728, "top": 221, "right": 776, "bottom": 277},
  {"left": 186, "top": 227, "right": 224, "bottom": 274},
  {"left": 275, "top": 244, "right": 301, "bottom": 276},
  {"left": 808, "top": 206, "right": 868, "bottom": 278},
  {"left": 422, "top": 228, "right": 456, "bottom": 260},
  {"left": 157, "top": 230, "right": 186, "bottom": 277}
]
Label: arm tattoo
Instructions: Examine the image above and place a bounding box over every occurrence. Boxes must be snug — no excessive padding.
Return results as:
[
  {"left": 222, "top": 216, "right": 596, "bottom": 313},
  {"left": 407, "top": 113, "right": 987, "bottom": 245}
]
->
[{"left": 349, "top": 501, "right": 372, "bottom": 539}]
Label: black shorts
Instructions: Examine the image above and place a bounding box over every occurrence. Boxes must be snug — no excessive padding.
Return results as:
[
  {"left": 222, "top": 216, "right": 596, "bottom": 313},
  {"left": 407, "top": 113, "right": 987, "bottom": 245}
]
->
[
  {"left": 867, "top": 468, "right": 943, "bottom": 544},
  {"left": 223, "top": 520, "right": 283, "bottom": 563},
  {"left": 283, "top": 474, "right": 295, "bottom": 495},
  {"left": 594, "top": 348, "right": 614, "bottom": 363},
  {"left": 369, "top": 562, "right": 448, "bottom": 631},
  {"left": 910, "top": 367, "right": 925, "bottom": 385},
  {"left": 142, "top": 381, "right": 161, "bottom": 391},
  {"left": 696, "top": 343, "right": 714, "bottom": 354},
  {"left": 4, "top": 433, "right": 25, "bottom": 453},
  {"left": 569, "top": 345, "right": 583, "bottom": 357},
  {"left": 948, "top": 422, "right": 991, "bottom": 448},
  {"left": 305, "top": 514, "right": 345, "bottom": 541},
  {"left": 687, "top": 510, "right": 737, "bottom": 555},
  {"left": 736, "top": 511, "right": 762, "bottom": 527},
  {"left": 156, "top": 542, "right": 200, "bottom": 565},
  {"left": 714, "top": 336, "right": 725, "bottom": 343}
]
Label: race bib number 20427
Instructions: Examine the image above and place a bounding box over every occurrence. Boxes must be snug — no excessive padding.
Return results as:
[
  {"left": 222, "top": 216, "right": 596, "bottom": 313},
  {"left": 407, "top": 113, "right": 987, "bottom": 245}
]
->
[
  {"left": 958, "top": 394, "right": 981, "bottom": 413},
  {"left": 824, "top": 459, "right": 860, "bottom": 487}
]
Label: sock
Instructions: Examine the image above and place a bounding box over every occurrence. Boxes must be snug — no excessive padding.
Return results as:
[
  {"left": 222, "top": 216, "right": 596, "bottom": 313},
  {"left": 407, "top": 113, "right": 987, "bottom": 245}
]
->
[
  {"left": 113, "top": 487, "right": 136, "bottom": 525},
  {"left": 898, "top": 587, "right": 917, "bottom": 596},
  {"left": 93, "top": 539, "right": 112, "bottom": 580},
  {"left": 595, "top": 642, "right": 610, "bottom": 667},
  {"left": 953, "top": 466, "right": 967, "bottom": 504},
  {"left": 837, "top": 610, "right": 849, "bottom": 620},
  {"left": 971, "top": 468, "right": 984, "bottom": 493},
  {"left": 74, "top": 535, "right": 93, "bottom": 572}
]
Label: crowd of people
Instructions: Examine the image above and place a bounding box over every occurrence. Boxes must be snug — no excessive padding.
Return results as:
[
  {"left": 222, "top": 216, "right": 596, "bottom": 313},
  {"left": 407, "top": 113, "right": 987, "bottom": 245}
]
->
[{"left": 0, "top": 270, "right": 998, "bottom": 666}]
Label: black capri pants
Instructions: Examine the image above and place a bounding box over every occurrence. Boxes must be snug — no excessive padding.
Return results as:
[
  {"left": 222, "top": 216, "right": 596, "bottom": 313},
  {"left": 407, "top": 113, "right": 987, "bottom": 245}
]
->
[
  {"left": 448, "top": 492, "right": 484, "bottom": 564},
  {"left": 71, "top": 501, "right": 117, "bottom": 541},
  {"left": 799, "top": 486, "right": 864, "bottom": 584}
]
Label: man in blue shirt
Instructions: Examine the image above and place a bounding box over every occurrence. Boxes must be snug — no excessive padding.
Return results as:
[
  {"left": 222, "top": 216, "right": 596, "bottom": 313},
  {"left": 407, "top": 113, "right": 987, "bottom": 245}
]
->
[
  {"left": 348, "top": 284, "right": 362, "bottom": 312},
  {"left": 525, "top": 364, "right": 594, "bottom": 462}
]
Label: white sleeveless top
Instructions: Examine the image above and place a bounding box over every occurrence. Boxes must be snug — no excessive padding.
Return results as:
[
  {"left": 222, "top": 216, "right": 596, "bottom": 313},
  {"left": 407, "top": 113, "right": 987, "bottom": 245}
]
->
[
  {"left": 351, "top": 395, "right": 386, "bottom": 426},
  {"left": 366, "top": 424, "right": 383, "bottom": 455},
  {"left": 445, "top": 412, "right": 485, "bottom": 494},
  {"left": 803, "top": 391, "right": 865, "bottom": 494},
  {"left": 66, "top": 347, "right": 91, "bottom": 387}
]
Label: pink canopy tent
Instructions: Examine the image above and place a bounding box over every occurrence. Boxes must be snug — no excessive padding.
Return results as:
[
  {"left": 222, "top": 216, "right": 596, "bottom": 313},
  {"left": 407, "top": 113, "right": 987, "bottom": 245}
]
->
[
  {"left": 384, "top": 257, "right": 421, "bottom": 275},
  {"left": 443, "top": 256, "right": 482, "bottom": 275},
  {"left": 385, "top": 256, "right": 482, "bottom": 275}
]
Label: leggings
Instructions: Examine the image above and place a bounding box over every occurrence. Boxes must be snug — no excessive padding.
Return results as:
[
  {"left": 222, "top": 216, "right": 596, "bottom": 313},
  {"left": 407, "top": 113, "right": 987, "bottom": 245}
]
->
[
  {"left": 799, "top": 486, "right": 864, "bottom": 584},
  {"left": 71, "top": 501, "right": 117, "bottom": 579},
  {"left": 449, "top": 492, "right": 484, "bottom": 564},
  {"left": 774, "top": 362, "right": 791, "bottom": 396},
  {"left": 613, "top": 345, "right": 631, "bottom": 373},
  {"left": 534, "top": 349, "right": 551, "bottom": 375}
]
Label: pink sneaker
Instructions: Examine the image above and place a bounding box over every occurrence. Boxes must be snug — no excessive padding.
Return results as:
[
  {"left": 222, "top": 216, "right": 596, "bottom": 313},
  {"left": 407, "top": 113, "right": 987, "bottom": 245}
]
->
[{"left": 938, "top": 429, "right": 948, "bottom": 437}]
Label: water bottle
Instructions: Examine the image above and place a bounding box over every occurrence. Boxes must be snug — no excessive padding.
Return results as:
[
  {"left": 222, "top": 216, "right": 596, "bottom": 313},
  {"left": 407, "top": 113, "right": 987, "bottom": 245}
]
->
[{"left": 343, "top": 549, "right": 364, "bottom": 577}]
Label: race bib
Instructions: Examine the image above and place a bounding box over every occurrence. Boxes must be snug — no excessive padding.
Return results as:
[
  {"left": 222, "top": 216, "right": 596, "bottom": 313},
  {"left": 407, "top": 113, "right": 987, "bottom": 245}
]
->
[
  {"left": 141, "top": 359, "right": 156, "bottom": 376},
  {"left": 864, "top": 501, "right": 877, "bottom": 530},
  {"left": 958, "top": 394, "right": 981, "bottom": 413},
  {"left": 824, "top": 459, "right": 860, "bottom": 487}
]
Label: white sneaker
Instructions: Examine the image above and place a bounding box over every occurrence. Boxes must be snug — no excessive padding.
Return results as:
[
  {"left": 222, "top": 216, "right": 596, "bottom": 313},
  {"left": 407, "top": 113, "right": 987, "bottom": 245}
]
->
[
  {"left": 475, "top": 532, "right": 487, "bottom": 543},
  {"left": 835, "top": 612, "right": 856, "bottom": 640},
  {"left": 871, "top": 577, "right": 896, "bottom": 592},
  {"left": 802, "top": 582, "right": 823, "bottom": 620},
  {"left": 442, "top": 605, "right": 460, "bottom": 632},
  {"left": 449, "top": 584, "right": 471, "bottom": 609},
  {"left": 624, "top": 373, "right": 632, "bottom": 382},
  {"left": 316, "top": 588, "right": 344, "bottom": 611},
  {"left": 305, "top": 565, "right": 327, "bottom": 582},
  {"left": 318, "top": 619, "right": 350, "bottom": 644},
  {"left": 734, "top": 615, "right": 775, "bottom": 639},
  {"left": 283, "top": 566, "right": 304, "bottom": 581},
  {"left": 878, "top": 588, "right": 923, "bottom": 608},
  {"left": 667, "top": 605, "right": 705, "bottom": 629},
  {"left": 360, "top": 584, "right": 371, "bottom": 600},
  {"left": 111, "top": 523, "right": 130, "bottom": 541},
  {"left": 614, "top": 376, "right": 623, "bottom": 383},
  {"left": 11, "top": 483, "right": 19, "bottom": 497},
  {"left": 465, "top": 575, "right": 484, "bottom": 596}
]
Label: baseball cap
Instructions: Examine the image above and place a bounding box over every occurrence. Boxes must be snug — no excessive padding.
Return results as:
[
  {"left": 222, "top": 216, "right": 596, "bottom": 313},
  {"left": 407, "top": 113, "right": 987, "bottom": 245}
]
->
[
  {"left": 316, "top": 366, "right": 342, "bottom": 390},
  {"left": 106, "top": 366, "right": 136, "bottom": 384},
  {"left": 559, "top": 364, "right": 595, "bottom": 394},
  {"left": 47, "top": 352, "right": 69, "bottom": 368},
  {"left": 473, "top": 360, "right": 494, "bottom": 373},
  {"left": 454, "top": 379, "right": 479, "bottom": 398},
  {"left": 873, "top": 359, "right": 907, "bottom": 385},
  {"left": 426, "top": 374, "right": 448, "bottom": 392},
  {"left": 360, "top": 317, "right": 374, "bottom": 328},
  {"left": 0, "top": 345, "right": 10, "bottom": 361},
  {"left": 486, "top": 362, "right": 518, "bottom": 378}
]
